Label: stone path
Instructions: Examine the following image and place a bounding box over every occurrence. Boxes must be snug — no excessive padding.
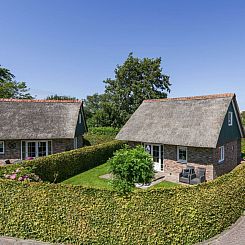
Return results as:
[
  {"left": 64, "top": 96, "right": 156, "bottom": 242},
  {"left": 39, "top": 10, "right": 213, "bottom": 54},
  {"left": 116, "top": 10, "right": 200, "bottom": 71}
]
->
[
  {"left": 0, "top": 237, "right": 53, "bottom": 245},
  {"left": 198, "top": 214, "right": 245, "bottom": 245}
]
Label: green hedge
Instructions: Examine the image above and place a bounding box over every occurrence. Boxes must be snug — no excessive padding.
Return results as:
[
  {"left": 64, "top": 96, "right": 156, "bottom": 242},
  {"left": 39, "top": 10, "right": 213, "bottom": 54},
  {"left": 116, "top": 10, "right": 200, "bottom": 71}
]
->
[
  {"left": 21, "top": 140, "right": 124, "bottom": 183},
  {"left": 0, "top": 162, "right": 244, "bottom": 244},
  {"left": 89, "top": 127, "right": 120, "bottom": 136}
]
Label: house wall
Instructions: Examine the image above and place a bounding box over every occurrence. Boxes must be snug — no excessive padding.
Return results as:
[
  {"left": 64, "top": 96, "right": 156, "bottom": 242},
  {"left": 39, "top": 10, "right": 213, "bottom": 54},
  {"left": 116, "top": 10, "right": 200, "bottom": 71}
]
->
[
  {"left": 212, "top": 139, "right": 241, "bottom": 178},
  {"left": 52, "top": 139, "right": 75, "bottom": 154},
  {"left": 164, "top": 145, "right": 214, "bottom": 180},
  {"left": 0, "top": 140, "right": 21, "bottom": 160},
  {"left": 0, "top": 138, "right": 84, "bottom": 163},
  {"left": 129, "top": 139, "right": 241, "bottom": 181}
]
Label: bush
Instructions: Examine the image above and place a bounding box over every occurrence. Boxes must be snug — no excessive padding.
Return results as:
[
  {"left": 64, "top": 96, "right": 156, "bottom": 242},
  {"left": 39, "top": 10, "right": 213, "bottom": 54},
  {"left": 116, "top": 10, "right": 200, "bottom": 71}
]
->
[
  {"left": 84, "top": 127, "right": 119, "bottom": 145},
  {"left": 0, "top": 165, "right": 41, "bottom": 182},
  {"left": 20, "top": 140, "right": 124, "bottom": 183},
  {"left": 108, "top": 145, "right": 154, "bottom": 193},
  {"left": 0, "top": 163, "right": 244, "bottom": 244},
  {"left": 89, "top": 127, "right": 120, "bottom": 136},
  {"left": 83, "top": 133, "right": 116, "bottom": 146}
]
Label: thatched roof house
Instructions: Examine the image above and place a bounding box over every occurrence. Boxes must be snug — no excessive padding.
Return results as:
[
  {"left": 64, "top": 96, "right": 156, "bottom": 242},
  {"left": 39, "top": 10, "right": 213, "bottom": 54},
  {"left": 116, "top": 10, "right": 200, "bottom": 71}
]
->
[
  {"left": 0, "top": 99, "right": 87, "bottom": 162},
  {"left": 116, "top": 93, "right": 244, "bottom": 181}
]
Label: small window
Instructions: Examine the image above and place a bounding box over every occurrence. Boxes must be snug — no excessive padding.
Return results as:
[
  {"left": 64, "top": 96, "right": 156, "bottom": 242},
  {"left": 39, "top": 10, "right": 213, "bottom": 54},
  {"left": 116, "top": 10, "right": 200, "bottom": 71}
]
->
[
  {"left": 79, "top": 113, "right": 82, "bottom": 124},
  {"left": 219, "top": 146, "right": 225, "bottom": 163},
  {"left": 0, "top": 141, "right": 4, "bottom": 154},
  {"left": 228, "top": 111, "right": 233, "bottom": 126},
  {"left": 177, "top": 146, "right": 187, "bottom": 163}
]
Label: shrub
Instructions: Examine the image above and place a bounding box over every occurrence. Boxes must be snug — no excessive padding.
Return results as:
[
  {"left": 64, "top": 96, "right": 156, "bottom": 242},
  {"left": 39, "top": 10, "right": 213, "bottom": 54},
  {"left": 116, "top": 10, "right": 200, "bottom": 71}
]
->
[
  {"left": 0, "top": 163, "right": 244, "bottom": 244},
  {"left": 20, "top": 140, "right": 124, "bottom": 183},
  {"left": 0, "top": 165, "right": 41, "bottom": 182},
  {"left": 89, "top": 127, "right": 120, "bottom": 136},
  {"left": 108, "top": 145, "right": 154, "bottom": 193},
  {"left": 84, "top": 127, "right": 120, "bottom": 145}
]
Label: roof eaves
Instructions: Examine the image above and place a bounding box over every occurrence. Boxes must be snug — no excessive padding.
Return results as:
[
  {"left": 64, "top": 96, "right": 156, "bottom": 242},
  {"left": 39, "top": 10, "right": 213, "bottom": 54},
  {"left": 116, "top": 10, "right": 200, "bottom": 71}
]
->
[{"left": 144, "top": 93, "right": 235, "bottom": 103}]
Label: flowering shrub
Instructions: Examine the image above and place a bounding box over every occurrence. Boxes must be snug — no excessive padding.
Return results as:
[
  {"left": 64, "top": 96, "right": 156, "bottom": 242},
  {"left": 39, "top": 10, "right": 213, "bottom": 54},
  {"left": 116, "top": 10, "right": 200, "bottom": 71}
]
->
[
  {"left": 1, "top": 166, "right": 42, "bottom": 182},
  {"left": 108, "top": 145, "right": 154, "bottom": 193}
]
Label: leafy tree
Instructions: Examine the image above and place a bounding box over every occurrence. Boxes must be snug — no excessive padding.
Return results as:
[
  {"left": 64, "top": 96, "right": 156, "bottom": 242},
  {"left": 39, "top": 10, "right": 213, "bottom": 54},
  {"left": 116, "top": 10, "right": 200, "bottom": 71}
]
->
[
  {"left": 84, "top": 93, "right": 115, "bottom": 127},
  {"left": 0, "top": 65, "right": 33, "bottom": 99},
  {"left": 241, "top": 111, "right": 245, "bottom": 125},
  {"left": 108, "top": 145, "right": 154, "bottom": 193},
  {"left": 46, "top": 94, "right": 77, "bottom": 100},
  {"left": 103, "top": 53, "right": 171, "bottom": 127}
]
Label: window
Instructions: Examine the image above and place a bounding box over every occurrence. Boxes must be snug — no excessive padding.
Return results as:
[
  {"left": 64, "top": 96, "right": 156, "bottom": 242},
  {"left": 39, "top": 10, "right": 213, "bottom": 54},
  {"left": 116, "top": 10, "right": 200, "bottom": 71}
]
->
[
  {"left": 21, "top": 141, "right": 51, "bottom": 160},
  {"left": 228, "top": 111, "right": 233, "bottom": 126},
  {"left": 219, "top": 146, "right": 225, "bottom": 163},
  {"left": 177, "top": 146, "right": 187, "bottom": 163},
  {"left": 0, "top": 141, "right": 4, "bottom": 154},
  {"left": 79, "top": 113, "right": 82, "bottom": 124}
]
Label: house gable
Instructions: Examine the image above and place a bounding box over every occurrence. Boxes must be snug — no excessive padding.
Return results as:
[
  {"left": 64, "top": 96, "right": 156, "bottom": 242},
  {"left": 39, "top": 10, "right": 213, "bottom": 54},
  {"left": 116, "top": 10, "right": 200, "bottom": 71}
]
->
[
  {"left": 217, "top": 99, "right": 244, "bottom": 146},
  {"left": 75, "top": 105, "right": 88, "bottom": 137}
]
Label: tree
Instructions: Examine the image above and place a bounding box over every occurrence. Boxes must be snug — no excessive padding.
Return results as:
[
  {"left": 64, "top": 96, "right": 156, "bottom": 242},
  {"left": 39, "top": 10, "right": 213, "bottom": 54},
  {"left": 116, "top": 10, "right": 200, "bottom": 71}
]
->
[
  {"left": 46, "top": 94, "right": 77, "bottom": 100},
  {"left": 108, "top": 145, "right": 154, "bottom": 194},
  {"left": 0, "top": 65, "right": 33, "bottom": 99},
  {"left": 103, "top": 53, "right": 171, "bottom": 127},
  {"left": 241, "top": 111, "right": 245, "bottom": 125},
  {"left": 84, "top": 93, "right": 116, "bottom": 127}
]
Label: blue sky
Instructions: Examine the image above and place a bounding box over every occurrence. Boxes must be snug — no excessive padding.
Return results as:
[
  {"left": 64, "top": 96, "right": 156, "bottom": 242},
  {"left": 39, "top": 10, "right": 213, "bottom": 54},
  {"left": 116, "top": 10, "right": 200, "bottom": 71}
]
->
[{"left": 0, "top": 0, "right": 245, "bottom": 109}]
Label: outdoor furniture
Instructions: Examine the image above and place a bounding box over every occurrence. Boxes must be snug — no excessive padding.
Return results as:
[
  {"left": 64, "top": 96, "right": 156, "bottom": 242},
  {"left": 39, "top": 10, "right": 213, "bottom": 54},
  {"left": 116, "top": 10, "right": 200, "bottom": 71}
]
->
[
  {"left": 190, "top": 168, "right": 206, "bottom": 185},
  {"left": 179, "top": 166, "right": 195, "bottom": 184},
  {"left": 5, "top": 160, "right": 11, "bottom": 164}
]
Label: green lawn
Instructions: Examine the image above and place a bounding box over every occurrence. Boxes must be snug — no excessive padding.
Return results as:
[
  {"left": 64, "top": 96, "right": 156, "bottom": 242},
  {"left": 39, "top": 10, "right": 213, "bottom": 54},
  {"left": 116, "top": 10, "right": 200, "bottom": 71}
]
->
[
  {"left": 62, "top": 162, "right": 178, "bottom": 190},
  {"left": 150, "top": 180, "right": 179, "bottom": 189},
  {"left": 62, "top": 162, "right": 112, "bottom": 189}
]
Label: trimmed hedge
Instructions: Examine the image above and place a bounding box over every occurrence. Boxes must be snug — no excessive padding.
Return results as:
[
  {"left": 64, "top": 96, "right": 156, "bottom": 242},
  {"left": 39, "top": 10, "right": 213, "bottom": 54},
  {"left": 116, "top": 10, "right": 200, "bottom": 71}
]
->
[
  {"left": 0, "top": 162, "right": 244, "bottom": 244},
  {"left": 89, "top": 127, "right": 120, "bottom": 136},
  {"left": 21, "top": 140, "right": 124, "bottom": 182}
]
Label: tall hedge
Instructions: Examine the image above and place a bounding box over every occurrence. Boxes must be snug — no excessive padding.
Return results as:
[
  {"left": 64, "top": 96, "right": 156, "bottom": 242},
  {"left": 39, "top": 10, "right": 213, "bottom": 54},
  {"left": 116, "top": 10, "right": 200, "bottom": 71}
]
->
[
  {"left": 0, "top": 163, "right": 244, "bottom": 244},
  {"left": 22, "top": 140, "right": 124, "bottom": 182}
]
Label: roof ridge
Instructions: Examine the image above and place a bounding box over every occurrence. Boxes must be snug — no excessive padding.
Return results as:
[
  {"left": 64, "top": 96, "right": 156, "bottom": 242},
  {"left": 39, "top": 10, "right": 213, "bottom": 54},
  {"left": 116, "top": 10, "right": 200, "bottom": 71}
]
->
[
  {"left": 144, "top": 93, "right": 235, "bottom": 102},
  {"left": 0, "top": 98, "right": 82, "bottom": 103}
]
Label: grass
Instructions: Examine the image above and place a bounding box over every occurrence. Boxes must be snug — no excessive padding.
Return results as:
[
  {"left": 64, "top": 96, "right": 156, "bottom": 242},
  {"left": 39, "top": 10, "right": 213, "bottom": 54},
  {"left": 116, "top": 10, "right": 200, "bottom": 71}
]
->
[
  {"left": 150, "top": 181, "right": 179, "bottom": 189},
  {"left": 62, "top": 162, "right": 112, "bottom": 189},
  {"left": 63, "top": 162, "right": 179, "bottom": 190}
]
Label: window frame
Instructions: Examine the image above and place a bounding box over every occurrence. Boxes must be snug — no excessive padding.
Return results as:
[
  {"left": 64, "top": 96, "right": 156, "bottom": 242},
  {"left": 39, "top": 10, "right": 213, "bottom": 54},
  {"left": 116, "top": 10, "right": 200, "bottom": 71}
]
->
[
  {"left": 21, "top": 140, "right": 52, "bottom": 160},
  {"left": 228, "top": 111, "right": 233, "bottom": 126},
  {"left": 177, "top": 146, "right": 188, "bottom": 163},
  {"left": 0, "top": 141, "right": 4, "bottom": 154},
  {"left": 218, "top": 145, "right": 225, "bottom": 163}
]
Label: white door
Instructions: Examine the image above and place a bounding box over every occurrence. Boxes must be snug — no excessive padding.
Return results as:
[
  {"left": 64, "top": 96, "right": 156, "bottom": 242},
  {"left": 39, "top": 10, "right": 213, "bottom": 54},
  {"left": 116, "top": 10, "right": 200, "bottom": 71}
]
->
[
  {"left": 152, "top": 145, "right": 161, "bottom": 171},
  {"left": 144, "top": 144, "right": 163, "bottom": 172}
]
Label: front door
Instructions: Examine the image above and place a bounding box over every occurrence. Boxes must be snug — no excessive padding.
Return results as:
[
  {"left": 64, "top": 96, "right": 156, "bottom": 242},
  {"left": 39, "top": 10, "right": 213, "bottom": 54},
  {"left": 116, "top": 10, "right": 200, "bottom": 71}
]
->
[{"left": 144, "top": 144, "right": 164, "bottom": 172}]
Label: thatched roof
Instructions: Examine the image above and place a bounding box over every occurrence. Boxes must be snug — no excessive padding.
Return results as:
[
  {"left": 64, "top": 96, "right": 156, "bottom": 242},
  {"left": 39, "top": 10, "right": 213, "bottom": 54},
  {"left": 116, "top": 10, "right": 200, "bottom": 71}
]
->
[
  {"left": 0, "top": 99, "right": 83, "bottom": 139},
  {"left": 116, "top": 93, "right": 244, "bottom": 148}
]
